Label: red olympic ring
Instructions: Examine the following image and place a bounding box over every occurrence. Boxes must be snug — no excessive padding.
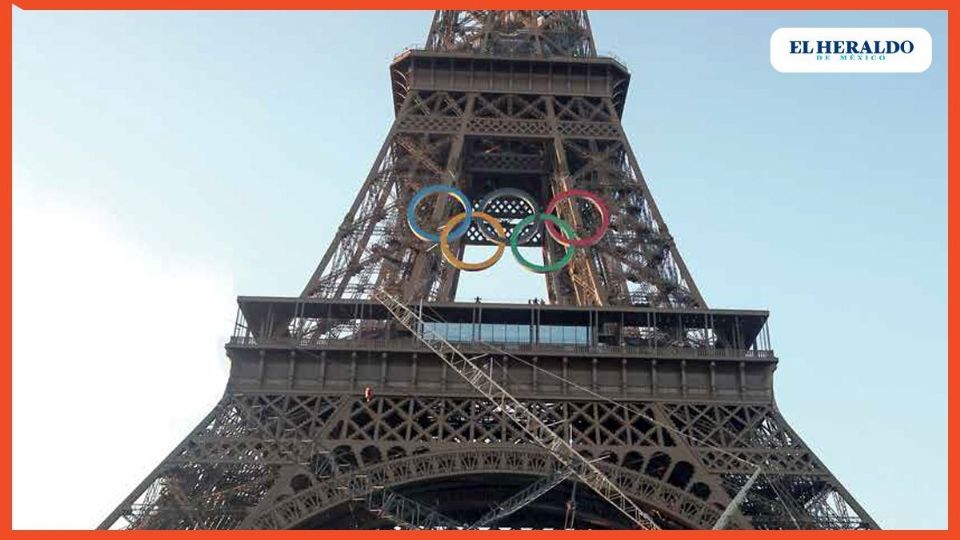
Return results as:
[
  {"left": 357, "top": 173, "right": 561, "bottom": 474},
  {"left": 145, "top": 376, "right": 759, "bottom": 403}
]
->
[{"left": 544, "top": 189, "right": 610, "bottom": 247}]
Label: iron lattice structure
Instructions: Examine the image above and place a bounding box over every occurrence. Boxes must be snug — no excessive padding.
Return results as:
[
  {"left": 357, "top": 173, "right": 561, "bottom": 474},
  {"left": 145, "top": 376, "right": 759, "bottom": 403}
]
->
[
  {"left": 301, "top": 9, "right": 702, "bottom": 308},
  {"left": 101, "top": 10, "right": 877, "bottom": 530}
]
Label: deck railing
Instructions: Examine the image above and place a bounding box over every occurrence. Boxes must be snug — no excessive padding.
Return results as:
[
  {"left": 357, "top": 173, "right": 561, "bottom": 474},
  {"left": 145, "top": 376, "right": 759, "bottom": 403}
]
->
[{"left": 227, "top": 334, "right": 774, "bottom": 360}]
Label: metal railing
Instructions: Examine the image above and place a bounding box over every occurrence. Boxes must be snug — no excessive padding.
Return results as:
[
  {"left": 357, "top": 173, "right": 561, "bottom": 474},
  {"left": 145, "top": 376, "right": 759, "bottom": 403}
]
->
[
  {"left": 228, "top": 334, "right": 774, "bottom": 361},
  {"left": 393, "top": 44, "right": 627, "bottom": 68}
]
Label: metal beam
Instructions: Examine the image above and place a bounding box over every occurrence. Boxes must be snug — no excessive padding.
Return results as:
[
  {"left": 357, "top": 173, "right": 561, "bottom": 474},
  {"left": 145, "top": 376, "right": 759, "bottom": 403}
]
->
[
  {"left": 374, "top": 287, "right": 660, "bottom": 530},
  {"left": 470, "top": 468, "right": 575, "bottom": 529},
  {"left": 369, "top": 489, "right": 463, "bottom": 530}
]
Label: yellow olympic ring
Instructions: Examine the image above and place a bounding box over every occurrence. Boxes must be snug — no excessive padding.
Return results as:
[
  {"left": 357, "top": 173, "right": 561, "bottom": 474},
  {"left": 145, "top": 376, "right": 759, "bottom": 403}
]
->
[{"left": 439, "top": 212, "right": 505, "bottom": 271}]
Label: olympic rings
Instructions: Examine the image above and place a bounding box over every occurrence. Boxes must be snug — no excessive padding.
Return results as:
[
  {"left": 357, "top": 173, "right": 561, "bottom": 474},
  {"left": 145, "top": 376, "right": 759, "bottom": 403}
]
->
[
  {"left": 544, "top": 189, "right": 610, "bottom": 248},
  {"left": 510, "top": 213, "right": 577, "bottom": 273},
  {"left": 476, "top": 187, "right": 542, "bottom": 244},
  {"left": 406, "top": 184, "right": 610, "bottom": 273},
  {"left": 440, "top": 212, "right": 506, "bottom": 271},
  {"left": 406, "top": 184, "right": 472, "bottom": 243}
]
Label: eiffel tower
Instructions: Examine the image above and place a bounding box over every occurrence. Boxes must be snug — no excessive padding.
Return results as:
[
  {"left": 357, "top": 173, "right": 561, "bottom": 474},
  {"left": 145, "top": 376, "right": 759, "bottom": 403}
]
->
[{"left": 100, "top": 11, "right": 877, "bottom": 530}]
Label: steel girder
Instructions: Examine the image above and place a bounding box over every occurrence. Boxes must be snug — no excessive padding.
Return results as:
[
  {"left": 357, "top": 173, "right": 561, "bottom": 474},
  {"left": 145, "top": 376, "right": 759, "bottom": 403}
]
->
[
  {"left": 99, "top": 391, "right": 876, "bottom": 530},
  {"left": 100, "top": 9, "right": 877, "bottom": 532},
  {"left": 425, "top": 11, "right": 597, "bottom": 58},
  {"left": 301, "top": 88, "right": 704, "bottom": 307}
]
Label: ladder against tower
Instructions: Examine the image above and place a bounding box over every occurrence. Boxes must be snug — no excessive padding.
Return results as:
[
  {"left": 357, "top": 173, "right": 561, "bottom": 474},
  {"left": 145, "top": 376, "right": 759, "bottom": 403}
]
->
[{"left": 100, "top": 10, "right": 877, "bottom": 530}]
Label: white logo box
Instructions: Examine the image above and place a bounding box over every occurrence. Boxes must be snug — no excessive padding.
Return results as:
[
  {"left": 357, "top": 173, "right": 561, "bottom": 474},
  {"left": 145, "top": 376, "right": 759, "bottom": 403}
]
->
[{"left": 770, "top": 27, "right": 932, "bottom": 73}]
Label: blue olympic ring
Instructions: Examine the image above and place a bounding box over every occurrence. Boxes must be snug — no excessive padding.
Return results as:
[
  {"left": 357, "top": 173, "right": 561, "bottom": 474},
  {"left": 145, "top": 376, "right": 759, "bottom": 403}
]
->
[{"left": 406, "top": 184, "right": 473, "bottom": 243}]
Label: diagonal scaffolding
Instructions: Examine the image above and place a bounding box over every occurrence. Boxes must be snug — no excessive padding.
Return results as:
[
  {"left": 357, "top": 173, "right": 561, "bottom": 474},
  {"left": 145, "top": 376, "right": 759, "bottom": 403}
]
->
[
  {"left": 478, "top": 340, "right": 777, "bottom": 530},
  {"left": 712, "top": 468, "right": 762, "bottom": 530},
  {"left": 368, "top": 489, "right": 463, "bottom": 530},
  {"left": 373, "top": 288, "right": 661, "bottom": 530},
  {"left": 469, "top": 467, "right": 575, "bottom": 529}
]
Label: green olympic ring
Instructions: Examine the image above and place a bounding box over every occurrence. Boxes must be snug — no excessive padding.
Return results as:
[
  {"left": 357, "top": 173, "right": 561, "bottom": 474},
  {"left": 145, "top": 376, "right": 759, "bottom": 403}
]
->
[{"left": 510, "top": 213, "right": 578, "bottom": 273}]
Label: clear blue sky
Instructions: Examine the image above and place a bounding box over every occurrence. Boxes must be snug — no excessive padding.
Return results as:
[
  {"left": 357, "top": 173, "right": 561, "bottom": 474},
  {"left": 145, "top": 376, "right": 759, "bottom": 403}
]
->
[{"left": 13, "top": 10, "right": 946, "bottom": 529}]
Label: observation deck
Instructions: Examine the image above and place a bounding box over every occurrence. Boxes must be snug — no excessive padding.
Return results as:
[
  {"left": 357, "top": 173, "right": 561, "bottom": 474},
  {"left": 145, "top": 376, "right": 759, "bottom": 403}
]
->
[{"left": 227, "top": 297, "right": 776, "bottom": 403}]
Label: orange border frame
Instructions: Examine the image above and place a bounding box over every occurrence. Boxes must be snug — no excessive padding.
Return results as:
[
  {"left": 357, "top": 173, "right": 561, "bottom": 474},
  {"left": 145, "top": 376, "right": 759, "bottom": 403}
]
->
[{"left": 2, "top": 3, "right": 954, "bottom": 536}]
